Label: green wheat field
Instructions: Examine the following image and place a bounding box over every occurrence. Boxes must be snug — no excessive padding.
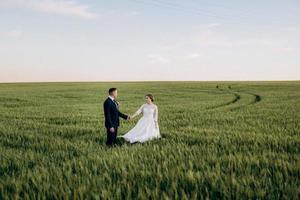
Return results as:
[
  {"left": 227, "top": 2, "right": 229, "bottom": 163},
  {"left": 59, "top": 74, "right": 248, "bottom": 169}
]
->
[{"left": 0, "top": 82, "right": 299, "bottom": 199}]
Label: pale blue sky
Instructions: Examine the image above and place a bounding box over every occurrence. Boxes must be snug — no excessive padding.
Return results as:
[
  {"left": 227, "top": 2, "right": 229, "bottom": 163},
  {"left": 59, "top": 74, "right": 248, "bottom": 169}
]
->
[{"left": 0, "top": 0, "right": 299, "bottom": 82}]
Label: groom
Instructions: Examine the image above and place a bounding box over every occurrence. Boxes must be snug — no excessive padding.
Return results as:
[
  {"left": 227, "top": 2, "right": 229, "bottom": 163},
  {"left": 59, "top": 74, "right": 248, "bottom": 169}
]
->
[{"left": 103, "top": 88, "right": 130, "bottom": 146}]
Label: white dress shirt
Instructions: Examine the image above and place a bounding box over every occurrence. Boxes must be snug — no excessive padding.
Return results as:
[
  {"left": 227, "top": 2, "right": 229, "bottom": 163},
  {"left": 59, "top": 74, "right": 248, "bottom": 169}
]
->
[{"left": 108, "top": 95, "right": 114, "bottom": 101}]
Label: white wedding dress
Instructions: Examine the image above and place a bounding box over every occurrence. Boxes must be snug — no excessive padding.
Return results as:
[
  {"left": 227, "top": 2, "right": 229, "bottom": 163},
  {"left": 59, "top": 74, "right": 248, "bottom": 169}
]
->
[{"left": 121, "top": 103, "right": 160, "bottom": 143}]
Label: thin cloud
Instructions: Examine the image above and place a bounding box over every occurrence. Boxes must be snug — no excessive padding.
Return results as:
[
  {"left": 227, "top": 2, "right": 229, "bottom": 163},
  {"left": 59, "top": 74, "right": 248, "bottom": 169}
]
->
[
  {"left": 286, "top": 27, "right": 299, "bottom": 32},
  {"left": 207, "top": 23, "right": 221, "bottom": 28},
  {"left": 1, "top": 0, "right": 98, "bottom": 20},
  {"left": 184, "top": 53, "right": 201, "bottom": 59},
  {"left": 193, "top": 28, "right": 276, "bottom": 48},
  {"left": 1, "top": 30, "right": 23, "bottom": 38},
  {"left": 128, "top": 11, "right": 140, "bottom": 16},
  {"left": 272, "top": 47, "right": 295, "bottom": 53},
  {"left": 147, "top": 54, "right": 171, "bottom": 64}
]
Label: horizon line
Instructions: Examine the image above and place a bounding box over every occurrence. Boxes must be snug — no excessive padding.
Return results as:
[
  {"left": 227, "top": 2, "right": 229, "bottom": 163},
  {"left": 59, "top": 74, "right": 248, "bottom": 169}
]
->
[{"left": 0, "top": 80, "right": 299, "bottom": 84}]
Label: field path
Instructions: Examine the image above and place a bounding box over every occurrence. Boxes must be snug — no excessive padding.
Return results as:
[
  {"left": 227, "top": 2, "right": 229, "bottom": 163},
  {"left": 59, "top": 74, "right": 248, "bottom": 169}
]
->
[{"left": 207, "top": 86, "right": 262, "bottom": 111}]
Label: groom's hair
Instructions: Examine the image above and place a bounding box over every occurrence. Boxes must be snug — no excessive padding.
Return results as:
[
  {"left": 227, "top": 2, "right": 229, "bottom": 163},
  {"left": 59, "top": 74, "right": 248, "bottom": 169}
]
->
[{"left": 108, "top": 88, "right": 117, "bottom": 94}]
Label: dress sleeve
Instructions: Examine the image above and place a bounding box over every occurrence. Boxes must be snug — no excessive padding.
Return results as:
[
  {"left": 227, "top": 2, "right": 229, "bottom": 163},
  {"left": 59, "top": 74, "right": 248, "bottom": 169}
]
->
[
  {"left": 132, "top": 104, "right": 144, "bottom": 118},
  {"left": 137, "top": 104, "right": 144, "bottom": 115},
  {"left": 154, "top": 105, "right": 158, "bottom": 122}
]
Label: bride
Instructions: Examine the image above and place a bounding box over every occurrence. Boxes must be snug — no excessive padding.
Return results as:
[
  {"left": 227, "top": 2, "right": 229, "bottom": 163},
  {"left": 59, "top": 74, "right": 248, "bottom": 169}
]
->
[{"left": 121, "top": 94, "right": 161, "bottom": 143}]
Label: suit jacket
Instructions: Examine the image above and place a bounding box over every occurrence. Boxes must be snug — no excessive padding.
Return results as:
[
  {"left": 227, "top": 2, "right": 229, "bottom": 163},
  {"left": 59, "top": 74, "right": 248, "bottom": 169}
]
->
[{"left": 103, "top": 98, "right": 128, "bottom": 129}]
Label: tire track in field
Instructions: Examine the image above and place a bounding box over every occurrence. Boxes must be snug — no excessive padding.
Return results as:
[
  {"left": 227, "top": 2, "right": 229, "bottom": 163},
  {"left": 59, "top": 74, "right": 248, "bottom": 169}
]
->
[
  {"left": 229, "top": 90, "right": 262, "bottom": 111},
  {"left": 207, "top": 86, "right": 262, "bottom": 111},
  {"left": 206, "top": 89, "right": 241, "bottom": 110}
]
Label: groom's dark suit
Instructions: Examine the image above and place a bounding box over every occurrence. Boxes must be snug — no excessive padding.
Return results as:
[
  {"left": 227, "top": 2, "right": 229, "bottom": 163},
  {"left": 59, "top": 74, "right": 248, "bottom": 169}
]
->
[{"left": 103, "top": 97, "right": 128, "bottom": 146}]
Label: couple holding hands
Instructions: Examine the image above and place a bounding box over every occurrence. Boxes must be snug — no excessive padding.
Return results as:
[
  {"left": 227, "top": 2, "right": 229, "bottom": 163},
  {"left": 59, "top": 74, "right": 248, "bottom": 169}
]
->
[{"left": 103, "top": 88, "right": 160, "bottom": 146}]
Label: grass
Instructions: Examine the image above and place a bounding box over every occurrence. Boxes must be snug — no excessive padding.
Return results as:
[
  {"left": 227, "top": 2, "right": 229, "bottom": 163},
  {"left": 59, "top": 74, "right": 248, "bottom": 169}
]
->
[{"left": 0, "top": 81, "right": 299, "bottom": 199}]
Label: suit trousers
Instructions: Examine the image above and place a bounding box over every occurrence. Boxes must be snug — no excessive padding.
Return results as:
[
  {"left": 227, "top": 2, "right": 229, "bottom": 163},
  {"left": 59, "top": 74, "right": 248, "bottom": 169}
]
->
[{"left": 106, "top": 127, "right": 118, "bottom": 146}]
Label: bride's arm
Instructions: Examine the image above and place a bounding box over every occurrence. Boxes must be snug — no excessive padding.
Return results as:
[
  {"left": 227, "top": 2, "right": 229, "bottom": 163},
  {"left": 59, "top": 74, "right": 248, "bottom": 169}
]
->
[
  {"left": 154, "top": 105, "right": 159, "bottom": 128},
  {"left": 131, "top": 104, "right": 144, "bottom": 119}
]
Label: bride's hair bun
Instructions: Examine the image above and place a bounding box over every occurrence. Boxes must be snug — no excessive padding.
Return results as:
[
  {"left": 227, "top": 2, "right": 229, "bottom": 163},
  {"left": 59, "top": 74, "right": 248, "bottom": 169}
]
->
[{"left": 146, "top": 94, "right": 154, "bottom": 102}]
